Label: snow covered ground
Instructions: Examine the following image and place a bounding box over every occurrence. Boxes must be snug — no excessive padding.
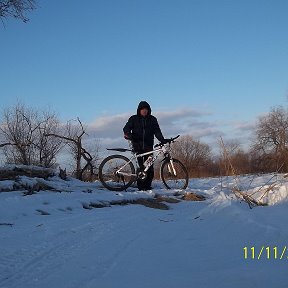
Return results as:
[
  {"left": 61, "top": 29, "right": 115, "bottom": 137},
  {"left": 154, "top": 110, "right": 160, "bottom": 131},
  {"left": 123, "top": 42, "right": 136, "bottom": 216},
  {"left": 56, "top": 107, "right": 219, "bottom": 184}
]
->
[{"left": 1, "top": 171, "right": 288, "bottom": 288}]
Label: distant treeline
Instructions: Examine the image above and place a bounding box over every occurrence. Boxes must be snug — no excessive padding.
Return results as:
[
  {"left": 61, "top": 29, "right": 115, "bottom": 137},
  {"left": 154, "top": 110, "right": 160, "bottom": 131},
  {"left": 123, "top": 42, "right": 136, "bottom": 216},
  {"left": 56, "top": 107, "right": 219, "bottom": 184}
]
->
[
  {"left": 1, "top": 103, "right": 288, "bottom": 180},
  {"left": 169, "top": 106, "right": 288, "bottom": 178}
]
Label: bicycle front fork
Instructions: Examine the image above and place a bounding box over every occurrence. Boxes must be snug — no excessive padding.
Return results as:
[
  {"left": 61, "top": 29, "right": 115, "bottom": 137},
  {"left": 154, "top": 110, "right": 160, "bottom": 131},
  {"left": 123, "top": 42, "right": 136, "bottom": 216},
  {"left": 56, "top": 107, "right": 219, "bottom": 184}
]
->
[{"left": 167, "top": 159, "right": 177, "bottom": 176}]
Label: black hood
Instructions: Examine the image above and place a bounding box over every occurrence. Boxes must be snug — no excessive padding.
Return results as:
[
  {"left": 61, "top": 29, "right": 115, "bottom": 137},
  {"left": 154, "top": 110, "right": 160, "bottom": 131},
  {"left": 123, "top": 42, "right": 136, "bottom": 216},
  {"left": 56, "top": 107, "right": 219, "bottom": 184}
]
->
[{"left": 137, "top": 101, "right": 151, "bottom": 116}]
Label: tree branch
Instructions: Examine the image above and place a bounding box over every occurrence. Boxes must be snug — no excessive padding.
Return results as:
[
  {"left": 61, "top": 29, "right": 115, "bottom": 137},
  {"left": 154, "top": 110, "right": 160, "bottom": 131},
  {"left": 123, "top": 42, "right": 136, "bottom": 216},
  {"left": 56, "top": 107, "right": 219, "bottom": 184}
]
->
[{"left": 44, "top": 133, "right": 78, "bottom": 145}]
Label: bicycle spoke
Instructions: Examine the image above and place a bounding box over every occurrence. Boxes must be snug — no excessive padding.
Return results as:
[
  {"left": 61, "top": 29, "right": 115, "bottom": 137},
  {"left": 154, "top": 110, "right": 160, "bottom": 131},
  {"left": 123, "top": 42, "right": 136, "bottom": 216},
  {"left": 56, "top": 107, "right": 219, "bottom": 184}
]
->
[
  {"left": 161, "top": 159, "right": 188, "bottom": 190},
  {"left": 99, "top": 155, "right": 135, "bottom": 191}
]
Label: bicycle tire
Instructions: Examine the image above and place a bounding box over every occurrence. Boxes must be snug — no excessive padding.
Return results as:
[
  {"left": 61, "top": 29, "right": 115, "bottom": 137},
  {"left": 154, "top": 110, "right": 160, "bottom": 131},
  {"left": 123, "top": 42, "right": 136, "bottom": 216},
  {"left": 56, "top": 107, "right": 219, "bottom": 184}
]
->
[
  {"left": 160, "top": 158, "right": 189, "bottom": 190},
  {"left": 99, "top": 154, "right": 136, "bottom": 191}
]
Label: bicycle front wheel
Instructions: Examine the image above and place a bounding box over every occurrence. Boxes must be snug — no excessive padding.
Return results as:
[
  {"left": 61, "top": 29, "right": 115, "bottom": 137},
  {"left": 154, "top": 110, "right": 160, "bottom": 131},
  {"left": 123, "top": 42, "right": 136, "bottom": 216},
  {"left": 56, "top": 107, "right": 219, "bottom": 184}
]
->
[
  {"left": 160, "top": 158, "right": 189, "bottom": 190},
  {"left": 99, "top": 155, "right": 136, "bottom": 191}
]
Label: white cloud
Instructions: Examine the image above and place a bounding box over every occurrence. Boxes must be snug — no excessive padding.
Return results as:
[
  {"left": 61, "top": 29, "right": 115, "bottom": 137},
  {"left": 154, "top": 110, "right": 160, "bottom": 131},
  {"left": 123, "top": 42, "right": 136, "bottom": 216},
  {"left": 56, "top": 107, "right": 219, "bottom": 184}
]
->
[
  {"left": 87, "top": 113, "right": 130, "bottom": 138},
  {"left": 154, "top": 108, "right": 211, "bottom": 121},
  {"left": 87, "top": 108, "right": 214, "bottom": 139},
  {"left": 85, "top": 108, "right": 256, "bottom": 152},
  {"left": 232, "top": 121, "right": 255, "bottom": 131}
]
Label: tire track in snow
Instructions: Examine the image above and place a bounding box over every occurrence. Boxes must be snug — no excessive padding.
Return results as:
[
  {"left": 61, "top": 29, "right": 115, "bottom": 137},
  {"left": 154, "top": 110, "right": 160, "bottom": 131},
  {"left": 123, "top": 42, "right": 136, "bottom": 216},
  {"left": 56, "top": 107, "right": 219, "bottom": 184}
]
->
[{"left": 0, "top": 220, "right": 111, "bottom": 288}]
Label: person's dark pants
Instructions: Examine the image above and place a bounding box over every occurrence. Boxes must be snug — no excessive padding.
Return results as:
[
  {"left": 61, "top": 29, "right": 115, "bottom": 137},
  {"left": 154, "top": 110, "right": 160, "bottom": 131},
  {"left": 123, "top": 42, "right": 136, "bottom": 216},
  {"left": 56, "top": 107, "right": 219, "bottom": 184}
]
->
[{"left": 134, "top": 144, "right": 154, "bottom": 191}]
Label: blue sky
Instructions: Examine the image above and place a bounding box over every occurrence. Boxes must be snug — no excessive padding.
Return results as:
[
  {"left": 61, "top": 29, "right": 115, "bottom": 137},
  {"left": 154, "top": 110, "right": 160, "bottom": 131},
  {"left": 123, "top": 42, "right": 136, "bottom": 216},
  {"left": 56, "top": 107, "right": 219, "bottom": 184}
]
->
[{"left": 1, "top": 0, "right": 288, "bottom": 149}]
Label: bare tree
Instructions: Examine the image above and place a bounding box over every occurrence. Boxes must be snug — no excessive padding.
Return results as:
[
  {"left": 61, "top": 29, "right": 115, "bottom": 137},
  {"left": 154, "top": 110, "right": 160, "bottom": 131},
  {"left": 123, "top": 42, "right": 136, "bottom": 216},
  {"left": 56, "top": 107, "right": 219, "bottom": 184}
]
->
[
  {"left": 0, "top": 0, "right": 36, "bottom": 23},
  {"left": 83, "top": 137, "right": 101, "bottom": 180},
  {"left": 252, "top": 106, "right": 288, "bottom": 172},
  {"left": 1, "top": 103, "right": 39, "bottom": 165},
  {"left": 45, "top": 118, "right": 98, "bottom": 180},
  {"left": 33, "top": 110, "right": 64, "bottom": 167},
  {"left": 171, "top": 135, "right": 212, "bottom": 177},
  {"left": 0, "top": 103, "right": 63, "bottom": 167}
]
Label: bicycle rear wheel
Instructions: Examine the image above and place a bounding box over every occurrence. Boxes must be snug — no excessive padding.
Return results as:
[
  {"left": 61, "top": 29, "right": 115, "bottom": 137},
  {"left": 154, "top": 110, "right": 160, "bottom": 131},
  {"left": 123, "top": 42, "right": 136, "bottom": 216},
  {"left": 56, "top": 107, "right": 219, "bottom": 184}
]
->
[
  {"left": 99, "top": 155, "right": 136, "bottom": 191},
  {"left": 160, "top": 158, "right": 189, "bottom": 190}
]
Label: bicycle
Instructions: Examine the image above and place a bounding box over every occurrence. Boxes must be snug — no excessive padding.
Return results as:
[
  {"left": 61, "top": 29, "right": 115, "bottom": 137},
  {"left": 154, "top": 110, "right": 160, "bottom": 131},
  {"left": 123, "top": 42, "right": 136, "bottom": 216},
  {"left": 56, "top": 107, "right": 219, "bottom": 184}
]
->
[{"left": 98, "top": 135, "right": 189, "bottom": 191}]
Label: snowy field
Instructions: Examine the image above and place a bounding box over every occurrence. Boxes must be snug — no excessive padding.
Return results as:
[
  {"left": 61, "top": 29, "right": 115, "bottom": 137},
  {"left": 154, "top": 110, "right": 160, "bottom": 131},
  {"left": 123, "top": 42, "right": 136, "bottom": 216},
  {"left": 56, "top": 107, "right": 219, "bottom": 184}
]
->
[{"left": 1, "top": 170, "right": 288, "bottom": 288}]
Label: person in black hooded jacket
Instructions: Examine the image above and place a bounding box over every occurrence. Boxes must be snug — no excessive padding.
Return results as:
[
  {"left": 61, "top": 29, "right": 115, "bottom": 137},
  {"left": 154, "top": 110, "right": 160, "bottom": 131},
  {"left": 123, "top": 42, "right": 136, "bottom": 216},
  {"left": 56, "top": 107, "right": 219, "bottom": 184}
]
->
[{"left": 123, "top": 101, "right": 166, "bottom": 191}]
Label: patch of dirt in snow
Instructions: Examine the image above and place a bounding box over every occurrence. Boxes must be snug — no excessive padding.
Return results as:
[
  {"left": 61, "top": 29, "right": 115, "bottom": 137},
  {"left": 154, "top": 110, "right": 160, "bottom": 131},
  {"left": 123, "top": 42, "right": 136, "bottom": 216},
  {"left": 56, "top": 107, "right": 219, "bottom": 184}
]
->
[{"left": 84, "top": 195, "right": 184, "bottom": 210}]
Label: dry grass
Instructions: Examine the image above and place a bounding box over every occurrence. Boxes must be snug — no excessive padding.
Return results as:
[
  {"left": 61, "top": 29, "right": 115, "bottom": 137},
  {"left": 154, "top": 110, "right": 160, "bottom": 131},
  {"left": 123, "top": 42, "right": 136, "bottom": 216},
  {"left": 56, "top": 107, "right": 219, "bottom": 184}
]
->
[{"left": 181, "top": 192, "right": 206, "bottom": 201}]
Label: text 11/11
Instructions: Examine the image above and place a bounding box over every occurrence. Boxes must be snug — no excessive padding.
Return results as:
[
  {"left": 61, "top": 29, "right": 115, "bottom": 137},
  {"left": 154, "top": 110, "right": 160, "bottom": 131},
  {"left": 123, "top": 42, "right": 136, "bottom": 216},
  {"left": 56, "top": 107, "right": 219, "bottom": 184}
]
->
[{"left": 243, "top": 246, "right": 287, "bottom": 260}]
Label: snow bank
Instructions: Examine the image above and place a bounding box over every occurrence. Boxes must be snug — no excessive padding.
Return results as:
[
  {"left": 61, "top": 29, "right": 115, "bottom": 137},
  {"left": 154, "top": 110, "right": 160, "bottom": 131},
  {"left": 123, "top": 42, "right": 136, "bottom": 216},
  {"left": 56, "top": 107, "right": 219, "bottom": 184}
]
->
[{"left": 189, "top": 174, "right": 288, "bottom": 206}]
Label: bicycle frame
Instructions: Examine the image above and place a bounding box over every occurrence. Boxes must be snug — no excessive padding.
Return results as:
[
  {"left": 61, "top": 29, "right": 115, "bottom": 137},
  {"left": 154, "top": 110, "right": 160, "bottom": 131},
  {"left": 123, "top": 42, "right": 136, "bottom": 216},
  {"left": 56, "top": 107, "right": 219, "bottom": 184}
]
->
[{"left": 115, "top": 142, "right": 176, "bottom": 178}]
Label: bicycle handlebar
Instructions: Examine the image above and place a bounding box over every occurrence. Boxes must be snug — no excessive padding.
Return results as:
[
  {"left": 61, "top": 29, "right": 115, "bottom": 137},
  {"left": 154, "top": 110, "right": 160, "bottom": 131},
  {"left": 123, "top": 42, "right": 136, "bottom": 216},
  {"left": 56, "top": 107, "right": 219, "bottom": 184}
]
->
[{"left": 154, "top": 135, "right": 180, "bottom": 148}]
